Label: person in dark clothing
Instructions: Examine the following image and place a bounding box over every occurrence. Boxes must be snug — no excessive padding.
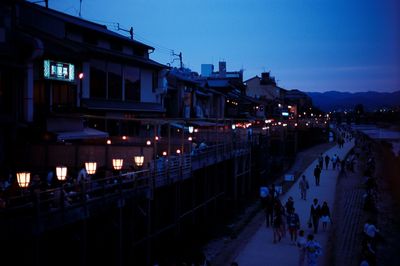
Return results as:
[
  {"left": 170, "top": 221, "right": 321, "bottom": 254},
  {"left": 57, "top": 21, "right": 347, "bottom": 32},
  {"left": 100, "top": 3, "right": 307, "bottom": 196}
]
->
[
  {"left": 285, "top": 196, "right": 295, "bottom": 214},
  {"left": 287, "top": 208, "right": 300, "bottom": 244},
  {"left": 273, "top": 199, "right": 284, "bottom": 243},
  {"left": 309, "top": 198, "right": 321, "bottom": 234},
  {"left": 320, "top": 201, "right": 331, "bottom": 231},
  {"left": 318, "top": 153, "right": 324, "bottom": 171},
  {"left": 324, "top": 155, "right": 330, "bottom": 170},
  {"left": 313, "top": 165, "right": 321, "bottom": 186},
  {"left": 264, "top": 194, "right": 274, "bottom": 227}
]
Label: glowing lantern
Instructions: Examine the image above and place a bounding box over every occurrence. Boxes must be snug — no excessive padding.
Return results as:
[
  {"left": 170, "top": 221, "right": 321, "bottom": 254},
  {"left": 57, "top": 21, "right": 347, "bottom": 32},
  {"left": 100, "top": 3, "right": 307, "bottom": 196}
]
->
[
  {"left": 112, "top": 159, "right": 123, "bottom": 170},
  {"left": 134, "top": 156, "right": 144, "bottom": 167},
  {"left": 85, "top": 162, "right": 97, "bottom": 175},
  {"left": 16, "top": 172, "right": 30, "bottom": 188},
  {"left": 56, "top": 166, "right": 67, "bottom": 181}
]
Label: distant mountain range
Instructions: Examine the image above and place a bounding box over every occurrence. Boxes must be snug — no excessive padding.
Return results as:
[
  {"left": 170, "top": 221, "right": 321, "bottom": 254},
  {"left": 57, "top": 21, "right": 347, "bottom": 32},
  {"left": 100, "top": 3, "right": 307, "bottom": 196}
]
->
[{"left": 306, "top": 91, "right": 400, "bottom": 112}]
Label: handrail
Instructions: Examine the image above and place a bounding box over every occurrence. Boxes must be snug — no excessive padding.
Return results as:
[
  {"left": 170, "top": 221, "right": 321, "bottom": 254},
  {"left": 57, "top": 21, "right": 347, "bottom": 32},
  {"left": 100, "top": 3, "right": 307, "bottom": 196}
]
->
[{"left": 0, "top": 141, "right": 251, "bottom": 215}]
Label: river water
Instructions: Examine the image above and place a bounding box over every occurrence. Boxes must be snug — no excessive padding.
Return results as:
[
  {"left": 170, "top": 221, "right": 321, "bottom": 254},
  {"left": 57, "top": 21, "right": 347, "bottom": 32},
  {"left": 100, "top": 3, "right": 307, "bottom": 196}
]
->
[{"left": 352, "top": 124, "right": 400, "bottom": 156}]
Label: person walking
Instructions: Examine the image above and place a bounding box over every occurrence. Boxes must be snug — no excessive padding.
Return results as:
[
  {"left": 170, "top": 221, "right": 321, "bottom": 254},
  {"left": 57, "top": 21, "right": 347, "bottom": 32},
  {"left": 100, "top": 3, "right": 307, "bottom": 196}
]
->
[
  {"left": 287, "top": 208, "right": 300, "bottom": 244},
  {"left": 313, "top": 165, "right": 321, "bottom": 186},
  {"left": 297, "top": 230, "right": 307, "bottom": 266},
  {"left": 264, "top": 193, "right": 274, "bottom": 227},
  {"left": 299, "top": 175, "right": 309, "bottom": 200},
  {"left": 272, "top": 202, "right": 283, "bottom": 243},
  {"left": 318, "top": 153, "right": 324, "bottom": 171},
  {"left": 324, "top": 154, "right": 330, "bottom": 170},
  {"left": 331, "top": 154, "right": 338, "bottom": 170},
  {"left": 309, "top": 198, "right": 321, "bottom": 234},
  {"left": 320, "top": 201, "right": 331, "bottom": 231},
  {"left": 285, "top": 196, "right": 295, "bottom": 214},
  {"left": 305, "top": 234, "right": 322, "bottom": 266}
]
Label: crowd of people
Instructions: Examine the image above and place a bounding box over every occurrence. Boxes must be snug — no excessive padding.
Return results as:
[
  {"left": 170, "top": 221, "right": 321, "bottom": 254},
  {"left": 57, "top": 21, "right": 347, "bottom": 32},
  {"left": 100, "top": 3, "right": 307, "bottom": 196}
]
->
[
  {"left": 260, "top": 181, "right": 332, "bottom": 266},
  {"left": 258, "top": 126, "right": 356, "bottom": 266}
]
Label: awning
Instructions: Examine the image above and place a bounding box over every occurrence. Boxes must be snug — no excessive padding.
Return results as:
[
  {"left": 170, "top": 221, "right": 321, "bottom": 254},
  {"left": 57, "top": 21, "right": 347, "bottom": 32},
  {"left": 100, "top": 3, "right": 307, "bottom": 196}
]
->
[
  {"left": 55, "top": 128, "right": 109, "bottom": 141},
  {"left": 195, "top": 90, "right": 211, "bottom": 97},
  {"left": 81, "top": 99, "right": 165, "bottom": 113},
  {"left": 191, "top": 121, "right": 224, "bottom": 127}
]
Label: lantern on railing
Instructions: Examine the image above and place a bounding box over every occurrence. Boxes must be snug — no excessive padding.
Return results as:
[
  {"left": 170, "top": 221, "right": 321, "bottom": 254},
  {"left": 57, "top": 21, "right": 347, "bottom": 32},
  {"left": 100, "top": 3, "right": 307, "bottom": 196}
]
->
[
  {"left": 85, "top": 162, "right": 97, "bottom": 175},
  {"left": 112, "top": 159, "right": 124, "bottom": 170},
  {"left": 16, "top": 172, "right": 30, "bottom": 188},
  {"left": 134, "top": 156, "right": 144, "bottom": 167},
  {"left": 56, "top": 166, "right": 67, "bottom": 181}
]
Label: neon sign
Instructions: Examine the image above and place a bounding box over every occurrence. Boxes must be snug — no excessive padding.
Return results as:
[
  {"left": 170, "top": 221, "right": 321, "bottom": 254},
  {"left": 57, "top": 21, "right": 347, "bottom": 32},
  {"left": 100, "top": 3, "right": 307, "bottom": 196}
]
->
[{"left": 44, "top": 60, "right": 75, "bottom": 82}]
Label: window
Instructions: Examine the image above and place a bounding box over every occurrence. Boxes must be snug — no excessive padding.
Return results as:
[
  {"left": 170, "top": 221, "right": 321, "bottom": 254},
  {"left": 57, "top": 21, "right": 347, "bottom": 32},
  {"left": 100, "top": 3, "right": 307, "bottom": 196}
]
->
[
  {"left": 90, "top": 60, "right": 106, "bottom": 99},
  {"left": 107, "top": 63, "right": 122, "bottom": 100},
  {"left": 124, "top": 66, "right": 140, "bottom": 101}
]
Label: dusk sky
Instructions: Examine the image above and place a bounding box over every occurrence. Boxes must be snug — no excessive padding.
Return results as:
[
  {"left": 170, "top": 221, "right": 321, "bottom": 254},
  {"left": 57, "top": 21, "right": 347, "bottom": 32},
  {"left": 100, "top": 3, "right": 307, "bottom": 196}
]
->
[{"left": 34, "top": 0, "right": 400, "bottom": 93}]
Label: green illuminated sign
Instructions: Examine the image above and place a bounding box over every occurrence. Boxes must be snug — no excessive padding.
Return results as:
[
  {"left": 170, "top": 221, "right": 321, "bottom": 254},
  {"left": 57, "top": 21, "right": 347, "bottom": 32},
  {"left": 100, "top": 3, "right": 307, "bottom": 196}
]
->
[{"left": 44, "top": 60, "right": 75, "bottom": 82}]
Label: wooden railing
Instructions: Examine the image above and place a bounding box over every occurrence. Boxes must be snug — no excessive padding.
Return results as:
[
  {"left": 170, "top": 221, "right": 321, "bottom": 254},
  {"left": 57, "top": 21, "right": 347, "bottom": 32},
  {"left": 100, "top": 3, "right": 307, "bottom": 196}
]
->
[{"left": 0, "top": 142, "right": 251, "bottom": 220}]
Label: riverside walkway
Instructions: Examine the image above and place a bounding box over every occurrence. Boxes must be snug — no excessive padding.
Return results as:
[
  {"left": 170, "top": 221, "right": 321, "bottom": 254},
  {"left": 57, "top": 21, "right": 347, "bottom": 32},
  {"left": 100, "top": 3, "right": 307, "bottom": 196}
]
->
[{"left": 233, "top": 139, "right": 355, "bottom": 266}]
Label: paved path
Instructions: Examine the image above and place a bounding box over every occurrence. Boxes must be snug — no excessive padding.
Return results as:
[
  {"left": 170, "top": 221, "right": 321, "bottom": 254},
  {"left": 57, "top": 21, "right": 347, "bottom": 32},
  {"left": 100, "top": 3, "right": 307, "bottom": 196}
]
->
[{"left": 233, "top": 140, "right": 354, "bottom": 266}]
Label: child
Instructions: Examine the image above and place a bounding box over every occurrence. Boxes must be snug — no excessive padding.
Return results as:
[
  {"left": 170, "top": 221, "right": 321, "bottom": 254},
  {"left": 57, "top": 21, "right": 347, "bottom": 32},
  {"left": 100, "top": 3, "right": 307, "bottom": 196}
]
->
[
  {"left": 306, "top": 234, "right": 322, "bottom": 266},
  {"left": 297, "top": 230, "right": 307, "bottom": 266}
]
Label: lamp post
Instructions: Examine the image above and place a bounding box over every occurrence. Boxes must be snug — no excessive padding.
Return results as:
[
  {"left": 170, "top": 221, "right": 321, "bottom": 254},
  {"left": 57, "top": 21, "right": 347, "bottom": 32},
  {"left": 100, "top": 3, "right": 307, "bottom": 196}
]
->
[
  {"left": 84, "top": 161, "right": 96, "bottom": 194},
  {"left": 55, "top": 166, "right": 68, "bottom": 208}
]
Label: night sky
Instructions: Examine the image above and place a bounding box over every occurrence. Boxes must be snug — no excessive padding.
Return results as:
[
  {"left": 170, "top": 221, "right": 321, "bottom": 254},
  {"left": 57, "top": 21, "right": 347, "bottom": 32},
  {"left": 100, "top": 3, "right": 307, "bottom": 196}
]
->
[{"left": 34, "top": 0, "right": 400, "bottom": 93}]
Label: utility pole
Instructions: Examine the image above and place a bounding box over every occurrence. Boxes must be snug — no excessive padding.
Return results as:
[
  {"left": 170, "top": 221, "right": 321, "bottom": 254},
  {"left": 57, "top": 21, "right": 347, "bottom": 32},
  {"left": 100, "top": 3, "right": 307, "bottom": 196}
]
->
[
  {"left": 172, "top": 51, "right": 183, "bottom": 69},
  {"left": 117, "top": 23, "right": 134, "bottom": 40}
]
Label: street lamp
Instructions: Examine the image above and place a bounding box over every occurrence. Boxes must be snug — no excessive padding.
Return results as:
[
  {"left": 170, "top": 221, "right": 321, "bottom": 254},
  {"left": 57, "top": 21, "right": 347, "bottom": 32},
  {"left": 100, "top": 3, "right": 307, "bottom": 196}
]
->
[
  {"left": 16, "top": 172, "right": 30, "bottom": 188},
  {"left": 56, "top": 166, "right": 68, "bottom": 181},
  {"left": 134, "top": 155, "right": 144, "bottom": 168},
  {"left": 231, "top": 124, "right": 236, "bottom": 130},
  {"left": 85, "top": 162, "right": 97, "bottom": 175},
  {"left": 112, "top": 159, "right": 124, "bottom": 171},
  {"left": 188, "top": 126, "right": 194, "bottom": 134}
]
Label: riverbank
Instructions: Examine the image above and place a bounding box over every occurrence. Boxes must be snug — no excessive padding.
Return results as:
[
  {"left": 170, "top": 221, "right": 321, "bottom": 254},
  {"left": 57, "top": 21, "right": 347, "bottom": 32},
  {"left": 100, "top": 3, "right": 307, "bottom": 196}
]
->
[
  {"left": 328, "top": 133, "right": 400, "bottom": 266},
  {"left": 374, "top": 140, "right": 400, "bottom": 265}
]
